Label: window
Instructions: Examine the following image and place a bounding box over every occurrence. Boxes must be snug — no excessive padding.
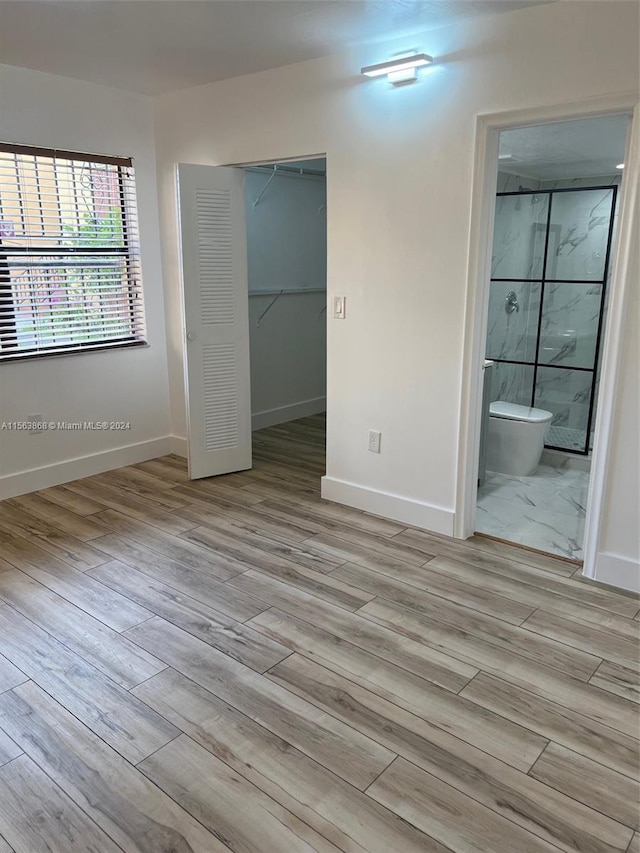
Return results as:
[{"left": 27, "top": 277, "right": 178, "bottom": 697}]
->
[{"left": 0, "top": 144, "right": 146, "bottom": 361}]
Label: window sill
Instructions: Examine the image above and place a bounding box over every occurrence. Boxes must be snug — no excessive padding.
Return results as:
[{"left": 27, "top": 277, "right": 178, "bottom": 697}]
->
[{"left": 0, "top": 339, "right": 149, "bottom": 364}]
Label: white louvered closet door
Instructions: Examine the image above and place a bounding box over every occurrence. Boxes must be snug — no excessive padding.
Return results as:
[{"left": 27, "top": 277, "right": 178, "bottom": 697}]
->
[{"left": 177, "top": 164, "right": 252, "bottom": 479}]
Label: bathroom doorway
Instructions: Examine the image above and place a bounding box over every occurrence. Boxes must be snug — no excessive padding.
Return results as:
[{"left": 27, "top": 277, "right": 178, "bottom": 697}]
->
[{"left": 475, "top": 114, "right": 630, "bottom": 560}]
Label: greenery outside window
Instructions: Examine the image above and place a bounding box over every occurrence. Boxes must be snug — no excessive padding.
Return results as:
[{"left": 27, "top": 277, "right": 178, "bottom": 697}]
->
[{"left": 0, "top": 143, "right": 146, "bottom": 361}]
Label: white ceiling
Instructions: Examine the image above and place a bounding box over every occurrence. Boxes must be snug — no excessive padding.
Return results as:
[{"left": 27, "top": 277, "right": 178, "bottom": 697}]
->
[
  {"left": 0, "top": 0, "right": 549, "bottom": 95},
  {"left": 498, "top": 115, "right": 630, "bottom": 180}
]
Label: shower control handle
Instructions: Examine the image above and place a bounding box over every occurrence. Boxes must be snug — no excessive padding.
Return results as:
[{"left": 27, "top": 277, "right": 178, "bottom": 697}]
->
[{"left": 505, "top": 291, "right": 520, "bottom": 314}]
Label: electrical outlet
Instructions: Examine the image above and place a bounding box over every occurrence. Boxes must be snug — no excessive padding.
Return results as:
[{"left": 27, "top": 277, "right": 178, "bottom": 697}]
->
[
  {"left": 28, "top": 413, "right": 44, "bottom": 435},
  {"left": 368, "top": 429, "right": 381, "bottom": 453}
]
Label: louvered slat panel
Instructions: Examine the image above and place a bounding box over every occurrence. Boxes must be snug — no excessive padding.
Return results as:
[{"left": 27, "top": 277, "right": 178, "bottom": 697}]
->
[
  {"left": 202, "top": 343, "right": 239, "bottom": 452},
  {"left": 179, "top": 163, "right": 250, "bottom": 479},
  {"left": 196, "top": 190, "right": 234, "bottom": 325}
]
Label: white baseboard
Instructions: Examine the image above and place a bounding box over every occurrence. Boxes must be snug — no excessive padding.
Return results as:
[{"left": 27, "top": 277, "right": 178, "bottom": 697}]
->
[
  {"left": 252, "top": 397, "right": 326, "bottom": 431},
  {"left": 0, "top": 436, "right": 173, "bottom": 500},
  {"left": 592, "top": 552, "right": 640, "bottom": 594},
  {"left": 170, "top": 435, "right": 188, "bottom": 458},
  {"left": 321, "top": 475, "right": 455, "bottom": 537}
]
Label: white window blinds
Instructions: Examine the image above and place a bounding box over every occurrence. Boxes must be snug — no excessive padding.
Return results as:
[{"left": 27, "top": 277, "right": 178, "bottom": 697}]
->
[{"left": 0, "top": 144, "right": 146, "bottom": 361}]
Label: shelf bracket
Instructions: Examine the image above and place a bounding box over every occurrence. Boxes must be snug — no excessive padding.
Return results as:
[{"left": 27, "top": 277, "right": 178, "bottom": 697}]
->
[
  {"left": 256, "top": 289, "right": 284, "bottom": 326},
  {"left": 253, "top": 167, "right": 278, "bottom": 207}
]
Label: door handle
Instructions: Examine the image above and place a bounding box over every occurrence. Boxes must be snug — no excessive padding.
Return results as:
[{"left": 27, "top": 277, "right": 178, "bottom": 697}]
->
[{"left": 187, "top": 332, "right": 196, "bottom": 341}]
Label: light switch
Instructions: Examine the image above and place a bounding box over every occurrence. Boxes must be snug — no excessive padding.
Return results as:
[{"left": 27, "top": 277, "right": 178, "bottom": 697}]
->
[{"left": 334, "top": 296, "right": 346, "bottom": 319}]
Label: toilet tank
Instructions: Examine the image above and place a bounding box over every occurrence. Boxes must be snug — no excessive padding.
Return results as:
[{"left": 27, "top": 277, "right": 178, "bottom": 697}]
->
[{"left": 489, "top": 401, "right": 553, "bottom": 424}]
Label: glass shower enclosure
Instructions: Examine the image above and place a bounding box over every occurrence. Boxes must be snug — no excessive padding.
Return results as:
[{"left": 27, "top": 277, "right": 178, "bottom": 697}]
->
[{"left": 487, "top": 185, "right": 617, "bottom": 454}]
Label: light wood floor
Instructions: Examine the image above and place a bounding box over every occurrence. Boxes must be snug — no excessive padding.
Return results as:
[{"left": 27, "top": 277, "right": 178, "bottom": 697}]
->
[{"left": 0, "top": 412, "right": 637, "bottom": 852}]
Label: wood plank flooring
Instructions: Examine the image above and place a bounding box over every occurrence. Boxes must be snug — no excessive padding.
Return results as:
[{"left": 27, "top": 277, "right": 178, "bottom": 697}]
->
[{"left": 0, "top": 412, "right": 638, "bottom": 852}]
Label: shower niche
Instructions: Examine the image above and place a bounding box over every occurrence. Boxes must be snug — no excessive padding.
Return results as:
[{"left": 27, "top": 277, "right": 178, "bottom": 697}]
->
[{"left": 487, "top": 184, "right": 617, "bottom": 454}]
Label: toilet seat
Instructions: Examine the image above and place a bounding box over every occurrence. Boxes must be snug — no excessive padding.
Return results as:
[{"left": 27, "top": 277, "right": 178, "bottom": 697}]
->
[{"left": 489, "top": 401, "right": 553, "bottom": 424}]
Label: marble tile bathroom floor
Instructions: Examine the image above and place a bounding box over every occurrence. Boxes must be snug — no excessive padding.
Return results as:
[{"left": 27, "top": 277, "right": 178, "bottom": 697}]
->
[{"left": 476, "top": 464, "right": 590, "bottom": 561}]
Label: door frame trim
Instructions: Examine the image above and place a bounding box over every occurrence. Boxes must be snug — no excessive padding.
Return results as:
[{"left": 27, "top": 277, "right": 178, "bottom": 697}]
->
[{"left": 455, "top": 92, "right": 640, "bottom": 581}]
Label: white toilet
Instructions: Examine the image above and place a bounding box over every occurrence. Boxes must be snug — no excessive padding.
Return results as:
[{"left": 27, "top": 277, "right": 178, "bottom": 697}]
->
[{"left": 486, "top": 401, "right": 553, "bottom": 476}]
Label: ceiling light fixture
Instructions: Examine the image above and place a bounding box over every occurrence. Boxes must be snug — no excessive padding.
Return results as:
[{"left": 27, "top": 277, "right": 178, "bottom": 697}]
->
[
  {"left": 616, "top": 163, "right": 625, "bottom": 169},
  {"left": 361, "top": 53, "right": 433, "bottom": 85}
]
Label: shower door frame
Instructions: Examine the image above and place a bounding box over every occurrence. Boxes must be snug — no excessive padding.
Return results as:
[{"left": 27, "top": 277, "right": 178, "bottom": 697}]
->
[
  {"left": 490, "top": 183, "right": 619, "bottom": 456},
  {"left": 455, "top": 93, "right": 639, "bottom": 586}
]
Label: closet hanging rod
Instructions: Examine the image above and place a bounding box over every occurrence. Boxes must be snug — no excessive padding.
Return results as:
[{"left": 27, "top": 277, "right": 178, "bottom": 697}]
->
[
  {"left": 249, "top": 287, "right": 326, "bottom": 297},
  {"left": 251, "top": 164, "right": 325, "bottom": 206},
  {"left": 247, "top": 164, "right": 325, "bottom": 180}
]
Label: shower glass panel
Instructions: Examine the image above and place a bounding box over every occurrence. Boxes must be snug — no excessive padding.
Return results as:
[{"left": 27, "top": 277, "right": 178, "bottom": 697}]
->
[
  {"left": 538, "top": 282, "right": 602, "bottom": 370},
  {"left": 491, "top": 194, "right": 549, "bottom": 280},
  {"left": 486, "top": 281, "right": 541, "bottom": 363},
  {"left": 548, "top": 189, "right": 613, "bottom": 281},
  {"left": 491, "top": 362, "right": 536, "bottom": 408},
  {"left": 534, "top": 366, "right": 593, "bottom": 452},
  {"left": 487, "top": 185, "right": 617, "bottom": 455}
]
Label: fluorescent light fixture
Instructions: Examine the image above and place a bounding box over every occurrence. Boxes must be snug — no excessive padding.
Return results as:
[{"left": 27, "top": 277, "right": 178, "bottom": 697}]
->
[
  {"left": 361, "top": 53, "right": 433, "bottom": 84},
  {"left": 387, "top": 67, "right": 418, "bottom": 85},
  {"left": 616, "top": 163, "right": 625, "bottom": 169}
]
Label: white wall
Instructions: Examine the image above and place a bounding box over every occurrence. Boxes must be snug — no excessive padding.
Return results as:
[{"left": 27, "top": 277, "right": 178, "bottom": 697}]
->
[
  {"left": 245, "top": 169, "right": 327, "bottom": 428},
  {"left": 594, "top": 167, "right": 640, "bottom": 592},
  {"left": 0, "top": 64, "right": 172, "bottom": 497},
  {"left": 249, "top": 292, "right": 326, "bottom": 430},
  {"left": 153, "top": 2, "right": 639, "bottom": 578},
  {"left": 246, "top": 169, "right": 326, "bottom": 294}
]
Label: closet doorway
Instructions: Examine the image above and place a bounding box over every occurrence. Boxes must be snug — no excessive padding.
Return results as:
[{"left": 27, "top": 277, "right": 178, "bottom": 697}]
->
[
  {"left": 245, "top": 158, "right": 327, "bottom": 432},
  {"left": 176, "top": 156, "right": 327, "bottom": 484},
  {"left": 244, "top": 157, "right": 327, "bottom": 490}
]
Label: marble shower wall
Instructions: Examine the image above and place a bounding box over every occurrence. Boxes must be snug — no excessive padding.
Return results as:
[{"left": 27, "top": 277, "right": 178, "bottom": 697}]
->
[
  {"left": 544, "top": 187, "right": 614, "bottom": 282},
  {"left": 534, "top": 366, "right": 593, "bottom": 435},
  {"left": 486, "top": 280, "right": 541, "bottom": 362},
  {"left": 491, "top": 191, "right": 549, "bottom": 280},
  {"left": 496, "top": 172, "right": 540, "bottom": 193},
  {"left": 487, "top": 175, "right": 619, "bottom": 450},
  {"left": 539, "top": 176, "right": 621, "bottom": 442},
  {"left": 490, "top": 362, "right": 536, "bottom": 407}
]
